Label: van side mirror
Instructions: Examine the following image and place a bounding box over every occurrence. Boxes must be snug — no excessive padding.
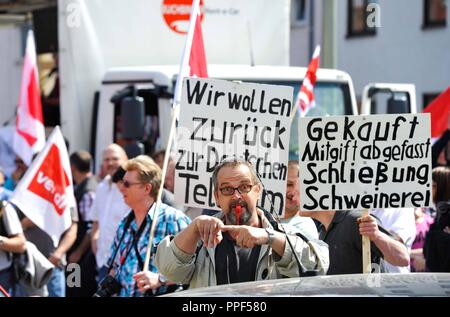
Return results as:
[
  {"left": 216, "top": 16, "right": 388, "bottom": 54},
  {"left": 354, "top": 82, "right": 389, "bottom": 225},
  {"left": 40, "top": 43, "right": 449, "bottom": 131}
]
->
[
  {"left": 121, "top": 96, "right": 145, "bottom": 139},
  {"left": 121, "top": 96, "right": 145, "bottom": 158},
  {"left": 387, "top": 95, "right": 410, "bottom": 114}
]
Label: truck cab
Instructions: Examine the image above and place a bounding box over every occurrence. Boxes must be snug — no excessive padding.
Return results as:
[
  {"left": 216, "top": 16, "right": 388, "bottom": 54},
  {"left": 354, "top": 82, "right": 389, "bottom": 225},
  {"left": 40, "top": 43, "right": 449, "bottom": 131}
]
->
[
  {"left": 93, "top": 65, "right": 359, "bottom": 168},
  {"left": 361, "top": 83, "right": 417, "bottom": 115}
]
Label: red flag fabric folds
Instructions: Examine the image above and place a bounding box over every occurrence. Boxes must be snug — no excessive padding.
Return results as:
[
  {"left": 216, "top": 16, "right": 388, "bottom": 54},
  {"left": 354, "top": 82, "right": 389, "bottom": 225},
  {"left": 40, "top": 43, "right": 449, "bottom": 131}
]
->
[
  {"left": 296, "top": 46, "right": 321, "bottom": 117},
  {"left": 423, "top": 87, "right": 450, "bottom": 139},
  {"left": 11, "top": 127, "right": 75, "bottom": 246},
  {"left": 13, "top": 30, "right": 45, "bottom": 165}
]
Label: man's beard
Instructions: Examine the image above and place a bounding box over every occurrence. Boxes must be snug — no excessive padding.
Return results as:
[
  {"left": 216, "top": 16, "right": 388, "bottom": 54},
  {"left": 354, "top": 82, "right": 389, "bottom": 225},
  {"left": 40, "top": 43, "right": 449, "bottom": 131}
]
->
[
  {"left": 225, "top": 198, "right": 252, "bottom": 225},
  {"left": 285, "top": 204, "right": 300, "bottom": 214},
  {"left": 285, "top": 193, "right": 300, "bottom": 215}
]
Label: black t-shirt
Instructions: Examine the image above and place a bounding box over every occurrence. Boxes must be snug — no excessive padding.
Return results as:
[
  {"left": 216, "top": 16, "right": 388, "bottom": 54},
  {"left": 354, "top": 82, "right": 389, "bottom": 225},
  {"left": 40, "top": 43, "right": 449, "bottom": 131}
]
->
[
  {"left": 319, "top": 210, "right": 387, "bottom": 275},
  {"left": 215, "top": 232, "right": 261, "bottom": 285}
]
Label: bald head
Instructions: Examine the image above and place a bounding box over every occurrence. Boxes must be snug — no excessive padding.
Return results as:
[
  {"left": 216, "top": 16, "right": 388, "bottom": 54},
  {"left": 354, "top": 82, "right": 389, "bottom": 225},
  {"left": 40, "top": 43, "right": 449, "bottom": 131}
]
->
[
  {"left": 284, "top": 160, "right": 300, "bottom": 219},
  {"left": 102, "top": 143, "right": 128, "bottom": 176}
]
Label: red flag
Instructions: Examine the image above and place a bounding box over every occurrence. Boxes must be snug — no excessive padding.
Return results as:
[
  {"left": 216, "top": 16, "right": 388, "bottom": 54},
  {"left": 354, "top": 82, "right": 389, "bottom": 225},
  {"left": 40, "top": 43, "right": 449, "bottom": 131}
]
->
[
  {"left": 13, "top": 30, "right": 46, "bottom": 165},
  {"left": 173, "top": 0, "right": 208, "bottom": 105},
  {"left": 296, "top": 46, "right": 320, "bottom": 117},
  {"left": 189, "top": 5, "right": 208, "bottom": 78},
  {"left": 423, "top": 87, "right": 450, "bottom": 139},
  {"left": 10, "top": 127, "right": 75, "bottom": 246}
]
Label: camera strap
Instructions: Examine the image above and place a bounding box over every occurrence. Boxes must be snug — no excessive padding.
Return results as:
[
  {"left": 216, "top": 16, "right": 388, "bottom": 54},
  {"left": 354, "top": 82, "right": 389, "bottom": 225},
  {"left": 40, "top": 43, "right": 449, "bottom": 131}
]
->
[
  {"left": 106, "top": 209, "right": 150, "bottom": 275},
  {"left": 106, "top": 212, "right": 134, "bottom": 272},
  {"left": 119, "top": 216, "right": 148, "bottom": 270}
]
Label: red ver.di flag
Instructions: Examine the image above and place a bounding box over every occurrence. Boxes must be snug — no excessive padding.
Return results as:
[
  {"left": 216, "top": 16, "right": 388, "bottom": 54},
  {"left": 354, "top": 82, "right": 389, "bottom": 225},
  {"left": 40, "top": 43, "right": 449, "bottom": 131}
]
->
[
  {"left": 13, "top": 30, "right": 46, "bottom": 165},
  {"left": 10, "top": 126, "right": 76, "bottom": 246}
]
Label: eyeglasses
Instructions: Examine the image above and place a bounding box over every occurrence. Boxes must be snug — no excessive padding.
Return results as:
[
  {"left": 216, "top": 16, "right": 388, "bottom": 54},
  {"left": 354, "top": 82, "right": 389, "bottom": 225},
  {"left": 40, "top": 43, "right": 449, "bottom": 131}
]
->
[
  {"left": 219, "top": 184, "right": 255, "bottom": 196},
  {"left": 122, "top": 180, "right": 144, "bottom": 188}
]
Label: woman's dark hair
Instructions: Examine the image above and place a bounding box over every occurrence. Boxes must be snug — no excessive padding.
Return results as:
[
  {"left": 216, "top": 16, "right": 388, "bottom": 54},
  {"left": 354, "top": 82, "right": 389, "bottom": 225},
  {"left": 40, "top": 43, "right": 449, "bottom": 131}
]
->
[{"left": 432, "top": 166, "right": 450, "bottom": 204}]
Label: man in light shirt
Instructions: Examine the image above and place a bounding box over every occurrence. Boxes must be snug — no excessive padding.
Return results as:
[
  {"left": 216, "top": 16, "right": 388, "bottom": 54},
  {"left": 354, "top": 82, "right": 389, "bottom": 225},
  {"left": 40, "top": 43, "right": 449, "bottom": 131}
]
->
[
  {"left": 281, "top": 161, "right": 319, "bottom": 240},
  {"left": 90, "top": 144, "right": 129, "bottom": 282},
  {"left": 370, "top": 208, "right": 416, "bottom": 273}
]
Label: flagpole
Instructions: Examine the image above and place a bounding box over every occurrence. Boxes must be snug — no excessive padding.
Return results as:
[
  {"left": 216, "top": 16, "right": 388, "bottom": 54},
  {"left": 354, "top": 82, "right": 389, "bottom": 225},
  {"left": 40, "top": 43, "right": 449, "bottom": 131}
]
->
[
  {"left": 143, "top": 0, "right": 201, "bottom": 273},
  {"left": 142, "top": 105, "right": 180, "bottom": 272},
  {"left": 362, "top": 209, "right": 371, "bottom": 274},
  {"left": 173, "top": 0, "right": 201, "bottom": 106}
]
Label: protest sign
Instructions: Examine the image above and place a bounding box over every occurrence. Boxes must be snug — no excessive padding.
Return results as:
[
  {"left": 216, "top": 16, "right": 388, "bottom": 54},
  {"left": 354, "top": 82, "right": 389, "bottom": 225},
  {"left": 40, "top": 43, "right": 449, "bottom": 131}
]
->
[
  {"left": 298, "top": 114, "right": 432, "bottom": 211},
  {"left": 175, "top": 77, "right": 293, "bottom": 215}
]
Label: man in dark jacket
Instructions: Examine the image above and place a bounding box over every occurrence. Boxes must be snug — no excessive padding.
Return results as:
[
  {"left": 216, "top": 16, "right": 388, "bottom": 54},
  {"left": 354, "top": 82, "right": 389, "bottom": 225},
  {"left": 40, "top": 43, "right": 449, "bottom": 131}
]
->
[{"left": 67, "top": 150, "right": 98, "bottom": 296}]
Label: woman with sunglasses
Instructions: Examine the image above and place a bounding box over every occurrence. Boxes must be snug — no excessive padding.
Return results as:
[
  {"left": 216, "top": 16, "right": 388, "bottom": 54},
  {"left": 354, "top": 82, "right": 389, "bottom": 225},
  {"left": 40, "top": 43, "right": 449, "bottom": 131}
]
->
[{"left": 104, "top": 155, "right": 191, "bottom": 297}]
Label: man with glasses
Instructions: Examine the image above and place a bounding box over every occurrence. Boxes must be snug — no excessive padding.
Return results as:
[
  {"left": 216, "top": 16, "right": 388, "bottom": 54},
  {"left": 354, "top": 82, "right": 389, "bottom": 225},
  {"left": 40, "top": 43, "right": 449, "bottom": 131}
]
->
[
  {"left": 105, "top": 155, "right": 190, "bottom": 297},
  {"left": 155, "top": 158, "right": 329, "bottom": 289}
]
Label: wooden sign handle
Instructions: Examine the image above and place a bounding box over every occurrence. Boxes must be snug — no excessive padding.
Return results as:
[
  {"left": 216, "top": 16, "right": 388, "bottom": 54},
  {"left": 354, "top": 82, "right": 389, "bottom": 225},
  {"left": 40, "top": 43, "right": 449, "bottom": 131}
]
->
[{"left": 362, "top": 209, "right": 371, "bottom": 274}]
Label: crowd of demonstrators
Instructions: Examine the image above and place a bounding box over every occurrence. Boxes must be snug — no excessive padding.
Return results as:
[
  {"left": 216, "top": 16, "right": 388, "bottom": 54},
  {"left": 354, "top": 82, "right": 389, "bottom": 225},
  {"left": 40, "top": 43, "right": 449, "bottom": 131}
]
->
[
  {"left": 66, "top": 151, "right": 98, "bottom": 297},
  {"left": 104, "top": 155, "right": 190, "bottom": 296},
  {"left": 155, "top": 158, "right": 329, "bottom": 289},
  {"left": 2, "top": 135, "right": 450, "bottom": 297}
]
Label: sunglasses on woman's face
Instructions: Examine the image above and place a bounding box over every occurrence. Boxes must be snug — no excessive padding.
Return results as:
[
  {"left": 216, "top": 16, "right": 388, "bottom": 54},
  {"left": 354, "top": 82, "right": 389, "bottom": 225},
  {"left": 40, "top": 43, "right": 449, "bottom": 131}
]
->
[{"left": 122, "top": 180, "right": 144, "bottom": 188}]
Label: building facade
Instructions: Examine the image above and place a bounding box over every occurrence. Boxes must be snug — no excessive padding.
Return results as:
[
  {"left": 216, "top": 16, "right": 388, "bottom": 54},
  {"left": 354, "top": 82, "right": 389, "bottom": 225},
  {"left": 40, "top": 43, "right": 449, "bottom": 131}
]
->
[{"left": 290, "top": 0, "right": 449, "bottom": 111}]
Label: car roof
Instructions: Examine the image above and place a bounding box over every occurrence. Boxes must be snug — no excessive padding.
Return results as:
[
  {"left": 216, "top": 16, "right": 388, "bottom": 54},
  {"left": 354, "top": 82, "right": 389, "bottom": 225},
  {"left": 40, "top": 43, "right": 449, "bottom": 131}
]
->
[
  {"left": 103, "top": 64, "right": 352, "bottom": 86},
  {"left": 162, "top": 273, "right": 450, "bottom": 297}
]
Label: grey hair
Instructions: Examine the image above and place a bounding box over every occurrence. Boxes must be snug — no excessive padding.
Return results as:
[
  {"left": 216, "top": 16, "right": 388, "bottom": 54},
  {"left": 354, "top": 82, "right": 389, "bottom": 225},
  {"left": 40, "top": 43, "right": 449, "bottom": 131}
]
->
[{"left": 211, "top": 157, "right": 259, "bottom": 192}]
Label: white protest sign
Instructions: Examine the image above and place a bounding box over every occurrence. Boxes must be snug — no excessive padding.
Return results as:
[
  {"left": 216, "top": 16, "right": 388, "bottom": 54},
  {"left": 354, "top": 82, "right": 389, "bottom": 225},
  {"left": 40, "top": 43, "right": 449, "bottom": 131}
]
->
[
  {"left": 298, "top": 114, "right": 432, "bottom": 211},
  {"left": 175, "top": 78, "right": 293, "bottom": 215}
]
